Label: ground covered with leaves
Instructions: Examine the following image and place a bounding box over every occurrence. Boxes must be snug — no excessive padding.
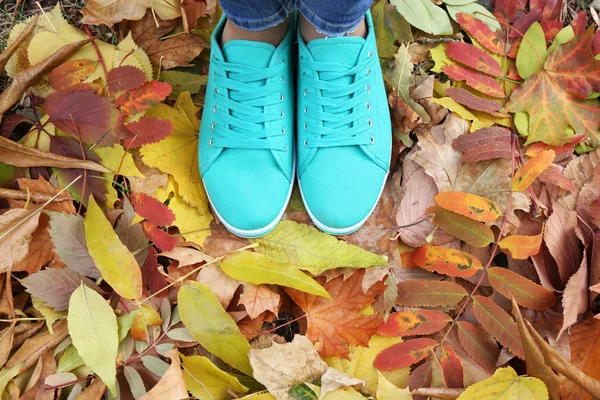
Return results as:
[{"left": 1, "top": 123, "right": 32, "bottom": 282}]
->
[{"left": 0, "top": 0, "right": 600, "bottom": 399}]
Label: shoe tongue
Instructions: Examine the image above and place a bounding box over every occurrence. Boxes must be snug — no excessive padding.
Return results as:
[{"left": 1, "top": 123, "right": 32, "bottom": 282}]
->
[
  {"left": 222, "top": 40, "right": 276, "bottom": 68},
  {"left": 306, "top": 36, "right": 364, "bottom": 66}
]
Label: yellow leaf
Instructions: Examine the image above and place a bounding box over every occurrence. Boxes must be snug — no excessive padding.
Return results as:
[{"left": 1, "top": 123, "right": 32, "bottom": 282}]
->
[
  {"left": 220, "top": 251, "right": 331, "bottom": 299},
  {"left": 178, "top": 281, "right": 252, "bottom": 375},
  {"left": 457, "top": 366, "right": 548, "bottom": 400},
  {"left": 84, "top": 196, "right": 143, "bottom": 299},
  {"left": 250, "top": 220, "right": 387, "bottom": 275},
  {"left": 92, "top": 144, "right": 144, "bottom": 178},
  {"left": 114, "top": 33, "right": 153, "bottom": 81},
  {"left": 429, "top": 98, "right": 511, "bottom": 132},
  {"left": 430, "top": 44, "right": 454, "bottom": 74},
  {"left": 67, "top": 283, "right": 119, "bottom": 396},
  {"left": 181, "top": 354, "right": 248, "bottom": 399},
  {"left": 140, "top": 91, "right": 209, "bottom": 210},
  {"left": 323, "top": 388, "right": 367, "bottom": 399},
  {"left": 376, "top": 372, "right": 413, "bottom": 400},
  {"left": 239, "top": 392, "right": 276, "bottom": 400},
  {"left": 153, "top": 176, "right": 212, "bottom": 246},
  {"left": 32, "top": 297, "right": 67, "bottom": 334},
  {"left": 325, "top": 335, "right": 409, "bottom": 395},
  {"left": 153, "top": 0, "right": 182, "bottom": 20}
]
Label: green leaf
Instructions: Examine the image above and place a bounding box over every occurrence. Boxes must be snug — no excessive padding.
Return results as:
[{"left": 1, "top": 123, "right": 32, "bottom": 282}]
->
[
  {"left": 371, "top": 0, "right": 412, "bottom": 59},
  {"left": 289, "top": 384, "right": 319, "bottom": 400},
  {"left": 159, "top": 70, "right": 207, "bottom": 97},
  {"left": 457, "top": 366, "right": 548, "bottom": 400},
  {"left": 57, "top": 345, "right": 84, "bottom": 373},
  {"left": 220, "top": 251, "right": 331, "bottom": 299},
  {"left": 178, "top": 281, "right": 253, "bottom": 375},
  {"left": 546, "top": 26, "right": 575, "bottom": 57},
  {"left": 390, "top": 0, "right": 453, "bottom": 35},
  {"left": 84, "top": 196, "right": 143, "bottom": 300},
  {"left": 124, "top": 365, "right": 147, "bottom": 398},
  {"left": 250, "top": 221, "right": 387, "bottom": 274},
  {"left": 516, "top": 22, "right": 546, "bottom": 79},
  {"left": 181, "top": 354, "right": 249, "bottom": 399},
  {"left": 117, "top": 312, "right": 137, "bottom": 343},
  {"left": 446, "top": 3, "right": 500, "bottom": 31},
  {"left": 68, "top": 283, "right": 119, "bottom": 396},
  {"left": 514, "top": 112, "right": 529, "bottom": 137}
]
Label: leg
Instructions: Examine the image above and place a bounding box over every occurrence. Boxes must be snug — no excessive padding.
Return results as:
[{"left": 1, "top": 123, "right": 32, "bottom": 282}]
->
[
  {"left": 297, "top": 0, "right": 372, "bottom": 40},
  {"left": 218, "top": 0, "right": 294, "bottom": 45}
]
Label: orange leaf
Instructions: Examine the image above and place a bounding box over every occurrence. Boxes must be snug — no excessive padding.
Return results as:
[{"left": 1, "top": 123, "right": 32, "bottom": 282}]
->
[
  {"left": 456, "top": 321, "right": 499, "bottom": 373},
  {"left": 396, "top": 280, "right": 468, "bottom": 307},
  {"left": 443, "top": 65, "right": 505, "bottom": 98},
  {"left": 488, "top": 267, "right": 556, "bottom": 310},
  {"left": 498, "top": 231, "right": 543, "bottom": 259},
  {"left": 456, "top": 13, "right": 506, "bottom": 55},
  {"left": 374, "top": 338, "right": 438, "bottom": 370},
  {"left": 411, "top": 245, "right": 483, "bottom": 278},
  {"left": 512, "top": 149, "right": 555, "bottom": 191},
  {"left": 284, "top": 270, "right": 385, "bottom": 359},
  {"left": 378, "top": 310, "right": 451, "bottom": 337},
  {"left": 435, "top": 191, "right": 502, "bottom": 223},
  {"left": 445, "top": 42, "right": 503, "bottom": 76},
  {"left": 472, "top": 295, "right": 524, "bottom": 359},
  {"left": 130, "top": 304, "right": 162, "bottom": 341},
  {"left": 48, "top": 59, "right": 97, "bottom": 91},
  {"left": 115, "top": 80, "right": 172, "bottom": 115},
  {"left": 428, "top": 205, "right": 495, "bottom": 247},
  {"left": 560, "top": 319, "right": 600, "bottom": 400}
]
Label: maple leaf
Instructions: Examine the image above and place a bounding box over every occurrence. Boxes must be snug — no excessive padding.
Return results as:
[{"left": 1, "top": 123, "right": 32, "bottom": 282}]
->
[
  {"left": 239, "top": 284, "right": 281, "bottom": 320},
  {"left": 505, "top": 29, "right": 600, "bottom": 146},
  {"left": 285, "top": 270, "right": 386, "bottom": 359}
]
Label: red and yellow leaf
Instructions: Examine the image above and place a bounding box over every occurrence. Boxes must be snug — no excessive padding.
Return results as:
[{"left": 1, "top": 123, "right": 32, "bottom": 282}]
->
[
  {"left": 411, "top": 245, "right": 483, "bottom": 278},
  {"left": 456, "top": 13, "right": 506, "bottom": 55},
  {"left": 396, "top": 280, "right": 468, "bottom": 307},
  {"left": 378, "top": 310, "right": 452, "bottom": 337},
  {"left": 445, "top": 42, "right": 503, "bottom": 76},
  {"left": 107, "top": 65, "right": 146, "bottom": 93},
  {"left": 374, "top": 338, "right": 439, "bottom": 370},
  {"left": 456, "top": 321, "right": 499, "bottom": 373},
  {"left": 498, "top": 231, "right": 543, "bottom": 259},
  {"left": 130, "top": 304, "right": 162, "bottom": 341},
  {"left": 131, "top": 192, "right": 175, "bottom": 227},
  {"left": 524, "top": 134, "right": 587, "bottom": 158},
  {"left": 443, "top": 65, "right": 505, "bottom": 98},
  {"left": 472, "top": 295, "right": 525, "bottom": 359},
  {"left": 511, "top": 149, "right": 555, "bottom": 191},
  {"left": 123, "top": 118, "right": 173, "bottom": 149},
  {"left": 435, "top": 191, "right": 502, "bottom": 223},
  {"left": 142, "top": 221, "right": 178, "bottom": 252},
  {"left": 452, "top": 127, "right": 513, "bottom": 163},
  {"left": 115, "top": 80, "right": 172, "bottom": 115},
  {"left": 446, "top": 87, "right": 504, "bottom": 115},
  {"left": 487, "top": 267, "right": 556, "bottom": 310},
  {"left": 428, "top": 205, "right": 495, "bottom": 248},
  {"left": 48, "top": 59, "right": 97, "bottom": 91}
]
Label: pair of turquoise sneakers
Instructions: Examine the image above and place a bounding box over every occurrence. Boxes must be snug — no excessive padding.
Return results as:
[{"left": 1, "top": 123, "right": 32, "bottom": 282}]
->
[{"left": 199, "top": 11, "right": 391, "bottom": 238}]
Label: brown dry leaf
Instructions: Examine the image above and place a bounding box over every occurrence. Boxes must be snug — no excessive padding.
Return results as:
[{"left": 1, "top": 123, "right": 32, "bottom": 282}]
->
[
  {"left": 0, "top": 208, "right": 41, "bottom": 273},
  {"left": 196, "top": 264, "right": 239, "bottom": 308},
  {"left": 559, "top": 149, "right": 600, "bottom": 210},
  {"left": 130, "top": 11, "right": 206, "bottom": 69},
  {"left": 558, "top": 255, "right": 588, "bottom": 340},
  {"left": 161, "top": 247, "right": 213, "bottom": 268},
  {"left": 0, "top": 325, "right": 14, "bottom": 369},
  {"left": 239, "top": 284, "right": 281, "bottom": 320},
  {"left": 129, "top": 154, "right": 168, "bottom": 195},
  {"left": 0, "top": 14, "right": 38, "bottom": 73},
  {"left": 545, "top": 204, "right": 581, "bottom": 283},
  {"left": 0, "top": 38, "right": 92, "bottom": 117},
  {"left": 0, "top": 136, "right": 109, "bottom": 172},
  {"left": 12, "top": 213, "right": 55, "bottom": 274},
  {"left": 561, "top": 319, "right": 600, "bottom": 400},
  {"left": 320, "top": 368, "right": 365, "bottom": 398},
  {"left": 181, "top": 0, "right": 207, "bottom": 31},
  {"left": 81, "top": 0, "right": 150, "bottom": 25},
  {"left": 77, "top": 377, "right": 107, "bottom": 400},
  {"left": 21, "top": 351, "right": 56, "bottom": 400},
  {"left": 249, "top": 335, "right": 328, "bottom": 400},
  {"left": 6, "top": 320, "right": 68, "bottom": 372},
  {"left": 139, "top": 349, "right": 187, "bottom": 400},
  {"left": 12, "top": 177, "right": 75, "bottom": 214}
]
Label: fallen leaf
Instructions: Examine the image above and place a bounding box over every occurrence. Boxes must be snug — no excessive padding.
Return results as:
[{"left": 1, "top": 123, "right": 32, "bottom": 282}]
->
[
  {"left": 141, "top": 221, "right": 178, "bottom": 252},
  {"left": 512, "top": 150, "right": 556, "bottom": 192},
  {"left": 181, "top": 354, "right": 248, "bottom": 399},
  {"left": 396, "top": 280, "right": 468, "bottom": 307},
  {"left": 411, "top": 245, "right": 483, "bottom": 278},
  {"left": 239, "top": 284, "right": 280, "bottom": 320},
  {"left": 371, "top": 0, "right": 412, "bottom": 59},
  {"left": 378, "top": 310, "right": 452, "bottom": 337},
  {"left": 139, "top": 349, "right": 188, "bottom": 400},
  {"left": 443, "top": 65, "right": 504, "bottom": 98},
  {"left": 123, "top": 118, "right": 173, "bottom": 149},
  {"left": 544, "top": 204, "right": 580, "bottom": 283},
  {"left": 376, "top": 371, "right": 413, "bottom": 400},
  {"left": 0, "top": 14, "right": 38, "bottom": 73},
  {"left": 558, "top": 260, "right": 588, "bottom": 340},
  {"left": 445, "top": 41, "right": 503, "bottom": 76},
  {"left": 456, "top": 366, "right": 548, "bottom": 399},
  {"left": 6, "top": 321, "right": 68, "bottom": 371},
  {"left": 320, "top": 367, "right": 366, "bottom": 399},
  {"left": 374, "top": 338, "right": 439, "bottom": 370},
  {"left": 452, "top": 127, "right": 513, "bottom": 163},
  {"left": 435, "top": 191, "right": 502, "bottom": 223},
  {"left": 141, "top": 247, "right": 168, "bottom": 297},
  {"left": 0, "top": 208, "right": 40, "bottom": 273},
  {"left": 499, "top": 231, "right": 544, "bottom": 259},
  {"left": 456, "top": 13, "right": 505, "bottom": 55},
  {"left": 560, "top": 319, "right": 600, "bottom": 400},
  {"left": 487, "top": 267, "right": 556, "bottom": 310},
  {"left": 115, "top": 80, "right": 172, "bottom": 115},
  {"left": 428, "top": 205, "right": 495, "bottom": 248},
  {"left": 130, "top": 304, "right": 162, "bottom": 341},
  {"left": 106, "top": 65, "right": 146, "bottom": 93},
  {"left": 48, "top": 59, "right": 97, "bottom": 91},
  {"left": 456, "top": 321, "right": 499, "bottom": 373}
]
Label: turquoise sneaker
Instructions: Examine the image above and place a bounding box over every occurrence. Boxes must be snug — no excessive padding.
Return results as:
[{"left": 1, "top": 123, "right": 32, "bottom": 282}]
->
[
  {"left": 297, "top": 11, "right": 391, "bottom": 235},
  {"left": 199, "top": 16, "right": 295, "bottom": 238}
]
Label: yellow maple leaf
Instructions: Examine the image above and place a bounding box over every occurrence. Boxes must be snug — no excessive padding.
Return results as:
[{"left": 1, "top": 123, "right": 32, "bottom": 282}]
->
[
  {"left": 457, "top": 366, "right": 548, "bottom": 400},
  {"left": 140, "top": 92, "right": 209, "bottom": 210},
  {"left": 92, "top": 144, "right": 144, "bottom": 178}
]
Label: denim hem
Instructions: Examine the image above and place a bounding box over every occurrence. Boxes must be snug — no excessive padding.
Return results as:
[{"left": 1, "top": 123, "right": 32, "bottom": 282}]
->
[
  {"left": 296, "top": 0, "right": 365, "bottom": 37},
  {"left": 221, "top": 1, "right": 295, "bottom": 32}
]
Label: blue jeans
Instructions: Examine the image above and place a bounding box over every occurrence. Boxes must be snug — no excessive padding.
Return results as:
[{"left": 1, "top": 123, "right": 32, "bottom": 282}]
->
[{"left": 218, "top": 0, "right": 372, "bottom": 37}]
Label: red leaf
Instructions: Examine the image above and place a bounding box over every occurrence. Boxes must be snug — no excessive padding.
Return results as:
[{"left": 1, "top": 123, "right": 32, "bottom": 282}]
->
[
  {"left": 510, "top": 9, "right": 541, "bottom": 39},
  {"left": 131, "top": 192, "right": 175, "bottom": 226},
  {"left": 115, "top": 80, "right": 172, "bottom": 115},
  {"left": 456, "top": 321, "right": 499, "bottom": 373},
  {"left": 537, "top": 164, "right": 575, "bottom": 191},
  {"left": 445, "top": 42, "right": 503, "bottom": 76},
  {"left": 142, "top": 247, "right": 168, "bottom": 297},
  {"left": 142, "top": 221, "right": 178, "bottom": 252},
  {"left": 446, "top": 87, "right": 504, "bottom": 115},
  {"left": 0, "top": 114, "right": 32, "bottom": 138},
  {"left": 494, "top": 0, "right": 519, "bottom": 23},
  {"left": 571, "top": 11, "right": 588, "bottom": 35},
  {"left": 452, "top": 127, "right": 512, "bottom": 163},
  {"left": 123, "top": 117, "right": 172, "bottom": 148},
  {"left": 45, "top": 89, "right": 126, "bottom": 146},
  {"left": 443, "top": 65, "right": 504, "bottom": 98},
  {"left": 48, "top": 59, "right": 97, "bottom": 91},
  {"left": 396, "top": 280, "right": 468, "bottom": 307},
  {"left": 472, "top": 295, "right": 524, "bottom": 359},
  {"left": 456, "top": 13, "right": 505, "bottom": 55},
  {"left": 378, "top": 310, "right": 451, "bottom": 337},
  {"left": 525, "top": 134, "right": 587, "bottom": 158},
  {"left": 593, "top": 30, "right": 600, "bottom": 57},
  {"left": 374, "top": 338, "right": 439, "bottom": 370},
  {"left": 411, "top": 245, "right": 483, "bottom": 278},
  {"left": 107, "top": 66, "right": 146, "bottom": 93},
  {"left": 487, "top": 267, "right": 556, "bottom": 309},
  {"left": 439, "top": 346, "right": 463, "bottom": 388}
]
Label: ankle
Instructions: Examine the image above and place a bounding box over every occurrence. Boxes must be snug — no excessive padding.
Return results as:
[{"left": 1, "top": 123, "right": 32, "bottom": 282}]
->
[
  {"left": 299, "top": 14, "right": 367, "bottom": 43},
  {"left": 221, "top": 19, "right": 288, "bottom": 47}
]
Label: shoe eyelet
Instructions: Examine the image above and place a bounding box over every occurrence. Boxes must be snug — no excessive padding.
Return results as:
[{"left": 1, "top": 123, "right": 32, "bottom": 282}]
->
[
  {"left": 303, "top": 106, "right": 308, "bottom": 114},
  {"left": 303, "top": 89, "right": 308, "bottom": 97},
  {"left": 280, "top": 110, "right": 285, "bottom": 119},
  {"left": 213, "top": 105, "right": 218, "bottom": 113},
  {"left": 211, "top": 122, "right": 216, "bottom": 130},
  {"left": 280, "top": 76, "right": 285, "bottom": 84},
  {"left": 284, "top": 145, "right": 288, "bottom": 152},
  {"left": 365, "top": 102, "right": 371, "bottom": 111},
  {"left": 303, "top": 139, "right": 308, "bottom": 147},
  {"left": 280, "top": 59, "right": 285, "bottom": 64},
  {"left": 365, "top": 69, "right": 372, "bottom": 76},
  {"left": 303, "top": 123, "right": 308, "bottom": 131},
  {"left": 370, "top": 136, "right": 375, "bottom": 144},
  {"left": 213, "top": 54, "right": 219, "bottom": 60},
  {"left": 367, "top": 51, "right": 373, "bottom": 58},
  {"left": 281, "top": 127, "right": 286, "bottom": 136},
  {"left": 209, "top": 138, "right": 214, "bottom": 147},
  {"left": 367, "top": 119, "right": 373, "bottom": 128},
  {"left": 280, "top": 93, "right": 285, "bottom": 102},
  {"left": 214, "top": 88, "right": 219, "bottom": 94},
  {"left": 365, "top": 85, "right": 371, "bottom": 94},
  {"left": 300, "top": 56, "right": 304, "bottom": 63}
]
